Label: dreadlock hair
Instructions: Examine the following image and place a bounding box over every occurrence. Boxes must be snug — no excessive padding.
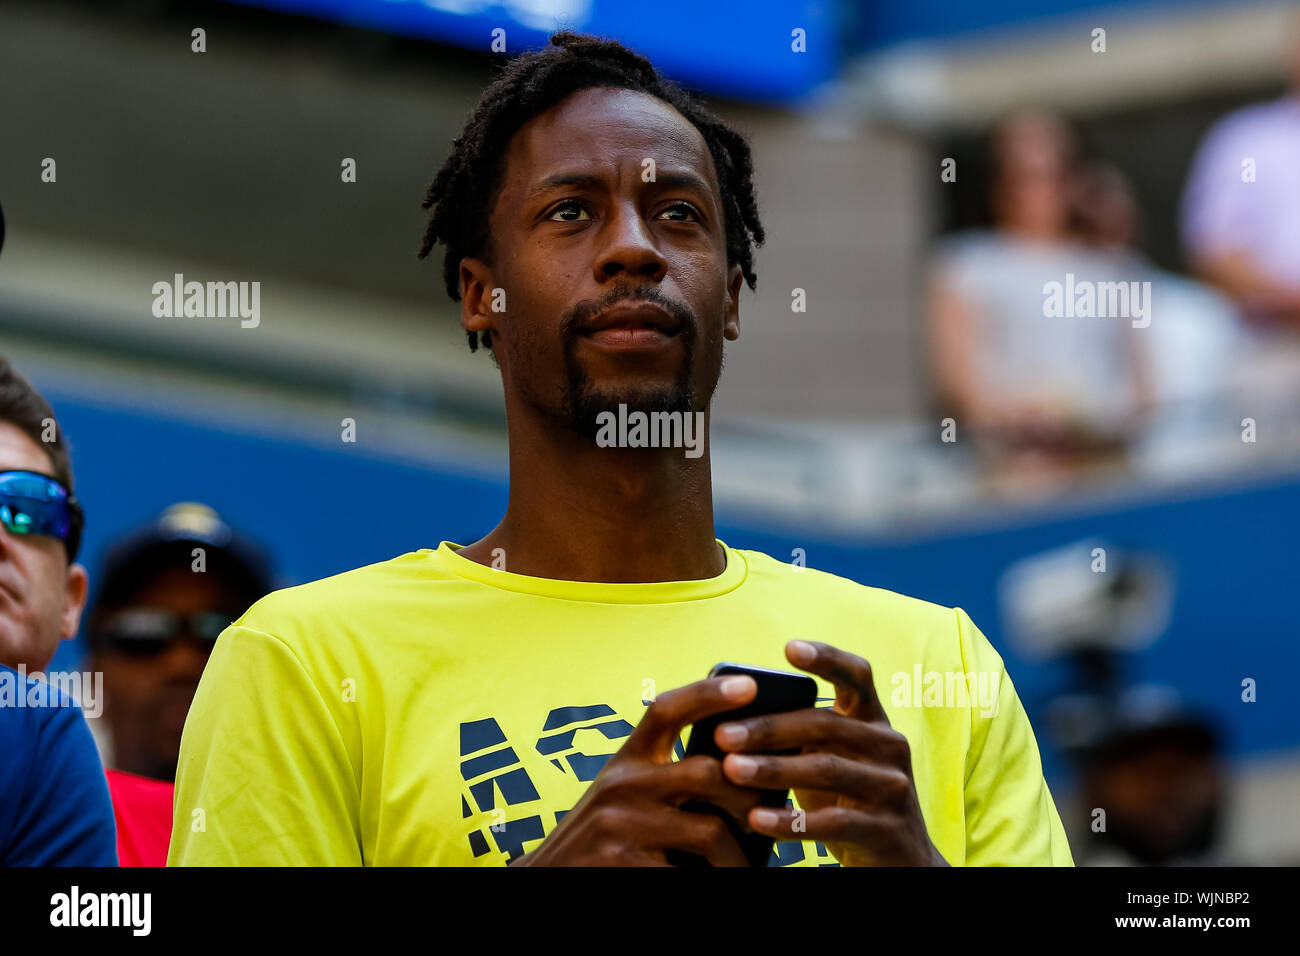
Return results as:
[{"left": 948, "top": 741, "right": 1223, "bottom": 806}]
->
[{"left": 417, "top": 31, "right": 765, "bottom": 353}]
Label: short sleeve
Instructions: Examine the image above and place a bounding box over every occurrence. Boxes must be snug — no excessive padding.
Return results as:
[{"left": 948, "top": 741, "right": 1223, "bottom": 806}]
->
[
  {"left": 1180, "top": 113, "right": 1259, "bottom": 260},
  {"left": 4, "top": 703, "right": 118, "bottom": 866},
  {"left": 955, "top": 607, "right": 1074, "bottom": 866},
  {"left": 168, "top": 623, "right": 362, "bottom": 866}
]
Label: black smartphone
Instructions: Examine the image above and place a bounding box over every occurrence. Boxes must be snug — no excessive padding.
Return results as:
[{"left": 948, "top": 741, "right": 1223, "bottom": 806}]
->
[{"left": 665, "top": 662, "right": 818, "bottom": 867}]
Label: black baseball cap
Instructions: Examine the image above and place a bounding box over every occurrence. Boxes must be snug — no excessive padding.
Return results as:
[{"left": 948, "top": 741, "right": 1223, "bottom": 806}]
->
[
  {"left": 1051, "top": 683, "right": 1218, "bottom": 766},
  {"left": 90, "top": 503, "right": 273, "bottom": 623}
]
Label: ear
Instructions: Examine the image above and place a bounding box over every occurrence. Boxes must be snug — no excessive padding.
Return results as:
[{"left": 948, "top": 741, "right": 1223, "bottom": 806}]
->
[
  {"left": 459, "top": 257, "right": 496, "bottom": 340},
  {"left": 723, "top": 264, "right": 743, "bottom": 341},
  {"left": 60, "top": 562, "right": 88, "bottom": 642}
]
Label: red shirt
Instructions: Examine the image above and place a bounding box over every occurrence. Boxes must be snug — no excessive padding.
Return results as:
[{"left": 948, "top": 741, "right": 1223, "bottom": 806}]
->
[{"left": 104, "top": 768, "right": 174, "bottom": 867}]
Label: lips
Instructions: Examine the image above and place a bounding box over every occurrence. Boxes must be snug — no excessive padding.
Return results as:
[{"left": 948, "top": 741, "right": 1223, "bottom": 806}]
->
[{"left": 581, "top": 301, "right": 680, "bottom": 336}]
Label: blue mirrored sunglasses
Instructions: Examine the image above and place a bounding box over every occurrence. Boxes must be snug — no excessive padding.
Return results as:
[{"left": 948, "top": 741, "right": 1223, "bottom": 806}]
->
[{"left": 0, "top": 470, "right": 83, "bottom": 562}]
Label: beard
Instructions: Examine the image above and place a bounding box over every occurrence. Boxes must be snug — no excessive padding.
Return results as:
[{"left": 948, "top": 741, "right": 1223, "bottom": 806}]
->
[
  {"left": 561, "top": 342, "right": 699, "bottom": 443},
  {"left": 1097, "top": 803, "right": 1223, "bottom": 865},
  {"left": 557, "top": 285, "right": 705, "bottom": 442}
]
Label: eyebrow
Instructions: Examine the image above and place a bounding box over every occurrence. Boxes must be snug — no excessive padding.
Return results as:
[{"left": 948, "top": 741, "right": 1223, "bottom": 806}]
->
[{"left": 526, "top": 169, "right": 715, "bottom": 201}]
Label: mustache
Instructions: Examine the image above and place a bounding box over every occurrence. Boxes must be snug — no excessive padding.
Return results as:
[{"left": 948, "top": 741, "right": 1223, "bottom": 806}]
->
[{"left": 559, "top": 285, "right": 697, "bottom": 340}]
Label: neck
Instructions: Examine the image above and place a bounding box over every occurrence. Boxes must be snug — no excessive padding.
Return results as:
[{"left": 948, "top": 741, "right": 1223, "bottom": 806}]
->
[{"left": 457, "top": 400, "right": 723, "bottom": 583}]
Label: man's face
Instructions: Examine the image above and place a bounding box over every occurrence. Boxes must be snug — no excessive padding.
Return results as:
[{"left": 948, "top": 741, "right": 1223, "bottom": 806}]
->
[
  {"left": 92, "top": 565, "right": 245, "bottom": 781},
  {"left": 0, "top": 421, "right": 87, "bottom": 673},
  {"left": 992, "top": 120, "right": 1073, "bottom": 238},
  {"left": 462, "top": 86, "right": 743, "bottom": 438},
  {"left": 1085, "top": 741, "right": 1223, "bottom": 864}
]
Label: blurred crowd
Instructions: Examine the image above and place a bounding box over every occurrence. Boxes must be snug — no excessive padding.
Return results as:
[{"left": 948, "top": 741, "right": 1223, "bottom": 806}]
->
[
  {"left": 913, "top": 47, "right": 1300, "bottom": 850},
  {"left": 923, "top": 29, "right": 1300, "bottom": 497}
]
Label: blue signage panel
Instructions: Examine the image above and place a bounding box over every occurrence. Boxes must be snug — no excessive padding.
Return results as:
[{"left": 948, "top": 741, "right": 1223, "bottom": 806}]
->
[
  {"left": 851, "top": 0, "right": 1243, "bottom": 51},
  {"left": 222, "top": 0, "right": 838, "bottom": 102}
]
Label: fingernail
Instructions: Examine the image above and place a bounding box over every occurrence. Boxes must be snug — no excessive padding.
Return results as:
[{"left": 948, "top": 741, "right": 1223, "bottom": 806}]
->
[
  {"left": 721, "top": 676, "right": 754, "bottom": 698},
  {"left": 788, "top": 640, "right": 816, "bottom": 664},
  {"left": 752, "top": 809, "right": 779, "bottom": 828},
  {"left": 717, "top": 723, "right": 747, "bottom": 746},
  {"left": 729, "top": 755, "right": 757, "bottom": 779}
]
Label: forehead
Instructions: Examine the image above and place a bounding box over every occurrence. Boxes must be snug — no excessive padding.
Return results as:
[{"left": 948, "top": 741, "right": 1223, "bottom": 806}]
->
[
  {"left": 0, "top": 420, "right": 56, "bottom": 475},
  {"left": 502, "top": 86, "right": 718, "bottom": 193},
  {"left": 115, "top": 565, "right": 242, "bottom": 612}
]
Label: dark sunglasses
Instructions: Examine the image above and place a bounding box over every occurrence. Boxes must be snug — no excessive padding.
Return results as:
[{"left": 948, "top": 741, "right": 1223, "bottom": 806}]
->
[
  {"left": 0, "top": 470, "right": 83, "bottom": 562},
  {"left": 98, "top": 608, "right": 234, "bottom": 656}
]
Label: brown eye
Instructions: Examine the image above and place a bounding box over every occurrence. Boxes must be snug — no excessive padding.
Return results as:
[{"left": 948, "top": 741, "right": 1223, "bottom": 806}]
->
[
  {"left": 548, "top": 200, "right": 591, "bottom": 222},
  {"left": 658, "top": 203, "right": 700, "bottom": 222}
]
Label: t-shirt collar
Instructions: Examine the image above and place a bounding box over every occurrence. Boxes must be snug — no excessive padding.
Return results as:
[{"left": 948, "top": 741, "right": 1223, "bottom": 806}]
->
[{"left": 430, "top": 539, "right": 747, "bottom": 604}]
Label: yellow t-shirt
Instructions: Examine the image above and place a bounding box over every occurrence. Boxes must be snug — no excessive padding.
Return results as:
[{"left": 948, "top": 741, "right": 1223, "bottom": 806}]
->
[{"left": 168, "top": 540, "right": 1073, "bottom": 867}]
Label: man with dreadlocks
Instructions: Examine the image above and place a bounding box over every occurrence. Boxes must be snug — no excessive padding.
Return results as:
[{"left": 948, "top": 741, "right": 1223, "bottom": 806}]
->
[{"left": 169, "top": 33, "right": 1072, "bottom": 867}]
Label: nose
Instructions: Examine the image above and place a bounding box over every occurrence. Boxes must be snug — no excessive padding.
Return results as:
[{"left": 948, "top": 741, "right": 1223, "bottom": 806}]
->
[
  {"left": 158, "top": 636, "right": 212, "bottom": 677},
  {"left": 592, "top": 201, "right": 668, "bottom": 284}
]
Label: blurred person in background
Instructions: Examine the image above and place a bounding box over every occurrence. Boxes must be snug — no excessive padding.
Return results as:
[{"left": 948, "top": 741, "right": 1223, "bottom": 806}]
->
[
  {"left": 1180, "top": 14, "right": 1300, "bottom": 335},
  {"left": 1071, "top": 162, "right": 1246, "bottom": 463},
  {"left": 924, "top": 109, "right": 1150, "bottom": 496},
  {"left": 1180, "top": 11, "right": 1300, "bottom": 427},
  {"left": 1068, "top": 687, "right": 1227, "bottom": 866},
  {"left": 86, "top": 502, "right": 272, "bottom": 866},
  {"left": 0, "top": 355, "right": 116, "bottom": 865}
]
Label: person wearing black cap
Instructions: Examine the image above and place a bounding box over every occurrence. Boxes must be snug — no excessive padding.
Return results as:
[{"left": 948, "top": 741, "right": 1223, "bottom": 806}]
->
[
  {"left": 86, "top": 502, "right": 272, "bottom": 865},
  {"left": 1054, "top": 684, "right": 1227, "bottom": 866}
]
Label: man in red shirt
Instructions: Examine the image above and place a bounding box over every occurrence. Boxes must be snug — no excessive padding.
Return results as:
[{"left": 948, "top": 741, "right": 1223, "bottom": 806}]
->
[{"left": 87, "top": 503, "right": 272, "bottom": 866}]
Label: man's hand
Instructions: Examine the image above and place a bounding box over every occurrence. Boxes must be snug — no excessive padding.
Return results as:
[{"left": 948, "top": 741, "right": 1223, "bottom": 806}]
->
[
  {"left": 714, "top": 641, "right": 948, "bottom": 867},
  {"left": 510, "top": 675, "right": 765, "bottom": 866}
]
